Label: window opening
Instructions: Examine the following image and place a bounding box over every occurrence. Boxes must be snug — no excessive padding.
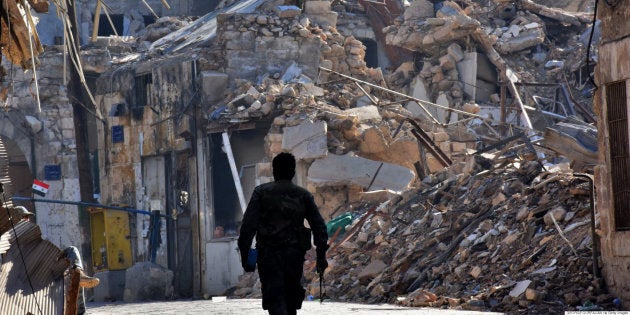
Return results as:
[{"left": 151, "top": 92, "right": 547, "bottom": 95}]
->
[
  {"left": 360, "top": 39, "right": 379, "bottom": 68},
  {"left": 133, "top": 73, "right": 152, "bottom": 120},
  {"left": 605, "top": 80, "right": 630, "bottom": 231},
  {"left": 97, "top": 14, "right": 124, "bottom": 36}
]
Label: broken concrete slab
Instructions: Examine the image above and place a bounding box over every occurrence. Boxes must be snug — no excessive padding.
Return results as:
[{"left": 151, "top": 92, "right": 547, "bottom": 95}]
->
[
  {"left": 456, "top": 52, "right": 478, "bottom": 102},
  {"left": 358, "top": 259, "right": 387, "bottom": 281},
  {"left": 299, "top": 83, "right": 325, "bottom": 97},
  {"left": 307, "top": 153, "right": 415, "bottom": 192},
  {"left": 509, "top": 279, "right": 532, "bottom": 298},
  {"left": 495, "top": 27, "right": 545, "bottom": 54},
  {"left": 358, "top": 190, "right": 400, "bottom": 205},
  {"left": 280, "top": 61, "right": 302, "bottom": 83},
  {"left": 281, "top": 120, "right": 328, "bottom": 160},
  {"left": 344, "top": 105, "right": 382, "bottom": 122},
  {"left": 406, "top": 77, "right": 431, "bottom": 119}
]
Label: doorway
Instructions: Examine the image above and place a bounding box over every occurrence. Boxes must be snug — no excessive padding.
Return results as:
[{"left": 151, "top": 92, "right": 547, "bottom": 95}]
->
[{"left": 0, "top": 136, "right": 34, "bottom": 212}]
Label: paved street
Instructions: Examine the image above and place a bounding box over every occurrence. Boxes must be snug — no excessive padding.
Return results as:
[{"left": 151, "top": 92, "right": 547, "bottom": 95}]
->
[{"left": 87, "top": 298, "right": 500, "bottom": 314}]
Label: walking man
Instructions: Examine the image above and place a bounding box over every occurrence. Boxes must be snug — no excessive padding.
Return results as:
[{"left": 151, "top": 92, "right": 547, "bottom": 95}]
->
[{"left": 238, "top": 152, "right": 329, "bottom": 315}]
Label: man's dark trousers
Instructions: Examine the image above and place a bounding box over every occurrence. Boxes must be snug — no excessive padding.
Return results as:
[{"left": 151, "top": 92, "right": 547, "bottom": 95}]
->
[{"left": 257, "top": 246, "right": 306, "bottom": 315}]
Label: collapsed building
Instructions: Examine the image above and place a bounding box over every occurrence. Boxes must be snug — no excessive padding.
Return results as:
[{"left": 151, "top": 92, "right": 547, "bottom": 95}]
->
[{"left": 0, "top": 0, "right": 627, "bottom": 313}]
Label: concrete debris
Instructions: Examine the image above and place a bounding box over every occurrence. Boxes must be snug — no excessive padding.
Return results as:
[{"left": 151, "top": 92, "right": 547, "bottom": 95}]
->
[
  {"left": 307, "top": 153, "right": 415, "bottom": 192},
  {"left": 140, "top": 16, "right": 192, "bottom": 43},
  {"left": 230, "top": 145, "right": 613, "bottom": 312},
  {"left": 302, "top": 156, "right": 613, "bottom": 313},
  {"left": 281, "top": 121, "right": 328, "bottom": 160},
  {"left": 381, "top": 0, "right": 596, "bottom": 128},
  {"left": 123, "top": 262, "right": 174, "bottom": 302}
]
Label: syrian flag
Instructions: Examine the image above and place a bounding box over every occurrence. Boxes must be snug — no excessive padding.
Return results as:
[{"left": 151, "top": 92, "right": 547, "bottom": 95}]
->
[{"left": 32, "top": 179, "right": 49, "bottom": 197}]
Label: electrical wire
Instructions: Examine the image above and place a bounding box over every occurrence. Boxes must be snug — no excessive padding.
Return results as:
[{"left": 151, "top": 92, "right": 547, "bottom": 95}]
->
[
  {"left": 586, "top": 0, "right": 599, "bottom": 89},
  {"left": 0, "top": 183, "right": 43, "bottom": 315},
  {"left": 53, "top": 0, "right": 103, "bottom": 120},
  {"left": 2, "top": 0, "right": 15, "bottom": 111},
  {"left": 24, "top": 3, "right": 42, "bottom": 113}
]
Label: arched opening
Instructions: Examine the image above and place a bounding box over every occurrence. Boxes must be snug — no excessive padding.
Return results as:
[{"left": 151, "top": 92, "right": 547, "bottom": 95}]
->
[{"left": 0, "top": 136, "right": 34, "bottom": 215}]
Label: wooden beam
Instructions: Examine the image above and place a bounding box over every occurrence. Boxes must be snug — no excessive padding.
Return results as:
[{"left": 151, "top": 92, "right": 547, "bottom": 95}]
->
[
  {"left": 222, "top": 132, "right": 247, "bottom": 214},
  {"left": 505, "top": 68, "right": 533, "bottom": 129},
  {"left": 91, "top": 1, "right": 102, "bottom": 42},
  {"left": 142, "top": 0, "right": 160, "bottom": 19},
  {"left": 192, "top": 131, "right": 206, "bottom": 297}
]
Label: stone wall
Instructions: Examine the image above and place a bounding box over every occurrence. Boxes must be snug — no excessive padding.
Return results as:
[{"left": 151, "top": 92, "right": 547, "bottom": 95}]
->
[
  {"left": 0, "top": 49, "right": 83, "bottom": 249},
  {"left": 216, "top": 12, "right": 322, "bottom": 83}
]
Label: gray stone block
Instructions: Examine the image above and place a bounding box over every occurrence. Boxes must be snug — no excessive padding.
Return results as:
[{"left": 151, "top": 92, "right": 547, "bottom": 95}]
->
[
  {"left": 123, "top": 262, "right": 174, "bottom": 302},
  {"left": 199, "top": 71, "right": 229, "bottom": 103},
  {"left": 281, "top": 120, "right": 328, "bottom": 160},
  {"left": 307, "top": 153, "right": 415, "bottom": 192}
]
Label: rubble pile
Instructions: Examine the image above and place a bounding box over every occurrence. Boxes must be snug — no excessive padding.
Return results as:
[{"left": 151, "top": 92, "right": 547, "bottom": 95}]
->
[
  {"left": 213, "top": 1, "right": 611, "bottom": 312},
  {"left": 383, "top": 0, "right": 595, "bottom": 124},
  {"left": 208, "top": 7, "right": 481, "bottom": 219},
  {"left": 211, "top": 75, "right": 457, "bottom": 218},
  {"left": 229, "top": 147, "right": 616, "bottom": 312},
  {"left": 304, "top": 155, "right": 616, "bottom": 313}
]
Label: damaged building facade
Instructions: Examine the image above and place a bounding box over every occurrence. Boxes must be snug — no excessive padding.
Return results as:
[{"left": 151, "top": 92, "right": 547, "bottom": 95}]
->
[
  {"left": 594, "top": 0, "right": 630, "bottom": 307},
  {"left": 5, "top": 0, "right": 630, "bottom": 311},
  {"left": 88, "top": 0, "right": 422, "bottom": 299}
]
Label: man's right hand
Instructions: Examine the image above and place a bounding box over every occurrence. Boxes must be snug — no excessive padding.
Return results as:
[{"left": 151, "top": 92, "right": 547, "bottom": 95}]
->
[
  {"left": 240, "top": 248, "right": 255, "bottom": 272},
  {"left": 316, "top": 246, "right": 328, "bottom": 274}
]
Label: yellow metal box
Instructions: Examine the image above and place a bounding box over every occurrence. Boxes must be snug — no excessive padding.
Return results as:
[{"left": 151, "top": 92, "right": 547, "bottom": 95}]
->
[{"left": 90, "top": 208, "right": 133, "bottom": 270}]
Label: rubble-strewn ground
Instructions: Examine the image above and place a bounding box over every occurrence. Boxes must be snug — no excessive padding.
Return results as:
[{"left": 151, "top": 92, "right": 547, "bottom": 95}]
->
[{"left": 232, "top": 155, "right": 618, "bottom": 313}]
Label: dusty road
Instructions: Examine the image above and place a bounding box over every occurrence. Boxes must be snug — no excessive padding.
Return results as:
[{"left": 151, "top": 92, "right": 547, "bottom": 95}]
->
[{"left": 87, "top": 298, "right": 501, "bottom": 314}]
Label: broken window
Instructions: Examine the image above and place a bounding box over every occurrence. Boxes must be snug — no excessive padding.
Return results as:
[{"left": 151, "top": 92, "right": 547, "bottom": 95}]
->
[
  {"left": 133, "top": 73, "right": 152, "bottom": 120},
  {"left": 98, "top": 14, "right": 124, "bottom": 36},
  {"left": 605, "top": 80, "right": 630, "bottom": 231}
]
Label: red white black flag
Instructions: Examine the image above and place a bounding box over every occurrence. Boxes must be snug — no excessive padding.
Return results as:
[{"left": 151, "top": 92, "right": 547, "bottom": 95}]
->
[{"left": 32, "top": 179, "right": 49, "bottom": 197}]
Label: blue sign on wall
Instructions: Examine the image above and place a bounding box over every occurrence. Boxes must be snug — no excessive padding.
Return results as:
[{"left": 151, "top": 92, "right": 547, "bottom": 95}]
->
[
  {"left": 44, "top": 165, "right": 62, "bottom": 180},
  {"left": 112, "top": 125, "right": 124, "bottom": 143}
]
